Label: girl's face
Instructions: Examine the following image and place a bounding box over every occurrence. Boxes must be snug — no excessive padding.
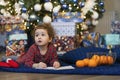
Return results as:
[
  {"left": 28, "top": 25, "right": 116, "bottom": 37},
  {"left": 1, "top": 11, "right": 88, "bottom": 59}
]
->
[
  {"left": 35, "top": 29, "right": 52, "bottom": 46},
  {"left": 19, "top": 40, "right": 24, "bottom": 45}
]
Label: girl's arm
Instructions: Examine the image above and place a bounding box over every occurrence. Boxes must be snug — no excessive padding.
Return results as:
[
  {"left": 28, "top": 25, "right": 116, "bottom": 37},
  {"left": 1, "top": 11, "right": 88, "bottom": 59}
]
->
[
  {"left": 24, "top": 45, "right": 35, "bottom": 67},
  {"left": 49, "top": 46, "right": 59, "bottom": 66}
]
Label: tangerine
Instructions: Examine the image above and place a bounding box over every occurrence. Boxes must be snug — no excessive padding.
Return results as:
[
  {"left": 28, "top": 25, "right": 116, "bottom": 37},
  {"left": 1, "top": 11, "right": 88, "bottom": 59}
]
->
[
  {"left": 88, "top": 59, "right": 98, "bottom": 67},
  {"left": 76, "top": 60, "right": 85, "bottom": 67},
  {"left": 100, "top": 55, "right": 107, "bottom": 65},
  {"left": 92, "top": 54, "right": 100, "bottom": 64},
  {"left": 99, "top": 55, "right": 104, "bottom": 65},
  {"left": 83, "top": 58, "right": 89, "bottom": 66},
  {"left": 103, "top": 56, "right": 108, "bottom": 64},
  {"left": 107, "top": 56, "right": 114, "bottom": 65}
]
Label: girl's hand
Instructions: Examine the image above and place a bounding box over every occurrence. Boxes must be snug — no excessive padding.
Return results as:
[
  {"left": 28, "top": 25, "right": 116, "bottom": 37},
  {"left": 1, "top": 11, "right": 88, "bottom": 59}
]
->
[
  {"left": 39, "top": 62, "right": 47, "bottom": 68},
  {"left": 53, "top": 61, "right": 60, "bottom": 68}
]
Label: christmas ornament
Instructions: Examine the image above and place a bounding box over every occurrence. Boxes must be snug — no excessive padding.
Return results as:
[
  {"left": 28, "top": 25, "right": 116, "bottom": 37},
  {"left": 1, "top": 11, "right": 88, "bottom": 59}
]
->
[
  {"left": 43, "top": 15, "right": 52, "bottom": 23},
  {"left": 34, "top": 3, "right": 42, "bottom": 11},
  {"left": 21, "top": 13, "right": 29, "bottom": 20},
  {"left": 62, "top": 4, "right": 68, "bottom": 9},
  {"left": 14, "top": 2, "right": 21, "bottom": 15},
  {"left": 29, "top": 14, "right": 37, "bottom": 21},
  {"left": 91, "top": 11, "right": 99, "bottom": 19},
  {"left": 100, "top": 8, "right": 105, "bottom": 13},
  {"left": 53, "top": 5, "right": 61, "bottom": 13},
  {"left": 0, "top": 9, "right": 5, "bottom": 13},
  {"left": 18, "top": 0, "right": 24, "bottom": 6},
  {"left": 92, "top": 20, "right": 99, "bottom": 25},
  {"left": 79, "top": 2, "right": 85, "bottom": 8},
  {"left": 21, "top": 7, "right": 27, "bottom": 13},
  {"left": 99, "top": 2, "right": 104, "bottom": 6},
  {"left": 60, "top": 0, "right": 64, "bottom": 4},
  {"left": 19, "top": 24, "right": 26, "bottom": 30},
  {"left": 82, "top": 24, "right": 88, "bottom": 30},
  {"left": 44, "top": 2, "right": 53, "bottom": 11},
  {"left": 5, "top": 25, "right": 12, "bottom": 32},
  {"left": 0, "top": 0, "right": 8, "bottom": 6},
  {"left": 73, "top": 0, "right": 78, "bottom": 3}
]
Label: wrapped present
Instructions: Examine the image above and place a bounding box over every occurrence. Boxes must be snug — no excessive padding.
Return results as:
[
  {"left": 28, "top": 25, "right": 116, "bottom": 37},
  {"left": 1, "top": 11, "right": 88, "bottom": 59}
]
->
[
  {"left": 6, "top": 28, "right": 27, "bottom": 57},
  {"left": 53, "top": 36, "right": 75, "bottom": 52},
  {"left": 81, "top": 32, "right": 103, "bottom": 47},
  {"left": 103, "top": 34, "right": 120, "bottom": 45},
  {"left": 6, "top": 38, "right": 27, "bottom": 57},
  {"left": 51, "top": 22, "right": 76, "bottom": 53},
  {"left": 102, "top": 34, "right": 120, "bottom": 48}
]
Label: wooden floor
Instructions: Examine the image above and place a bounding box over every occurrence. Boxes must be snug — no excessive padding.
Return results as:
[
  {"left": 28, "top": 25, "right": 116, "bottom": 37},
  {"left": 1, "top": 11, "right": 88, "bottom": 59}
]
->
[{"left": 0, "top": 52, "right": 120, "bottom": 80}]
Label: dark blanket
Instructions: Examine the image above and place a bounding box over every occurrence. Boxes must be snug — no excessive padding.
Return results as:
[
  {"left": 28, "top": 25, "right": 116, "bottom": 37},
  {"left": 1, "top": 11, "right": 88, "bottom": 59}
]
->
[{"left": 0, "top": 47, "right": 120, "bottom": 75}]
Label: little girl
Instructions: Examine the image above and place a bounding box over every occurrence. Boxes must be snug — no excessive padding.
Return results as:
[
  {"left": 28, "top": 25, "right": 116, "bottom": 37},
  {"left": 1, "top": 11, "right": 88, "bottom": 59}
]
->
[{"left": 17, "top": 23, "right": 60, "bottom": 68}]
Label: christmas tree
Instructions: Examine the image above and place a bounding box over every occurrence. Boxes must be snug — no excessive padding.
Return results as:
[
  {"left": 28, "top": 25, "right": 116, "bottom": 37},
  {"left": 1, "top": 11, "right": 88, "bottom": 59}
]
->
[
  {"left": 0, "top": 0, "right": 105, "bottom": 27},
  {"left": 0, "top": 0, "right": 105, "bottom": 46}
]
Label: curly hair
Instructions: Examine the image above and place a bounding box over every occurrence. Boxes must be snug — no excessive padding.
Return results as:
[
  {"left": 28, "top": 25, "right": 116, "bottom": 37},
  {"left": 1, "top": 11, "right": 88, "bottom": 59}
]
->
[{"left": 32, "top": 23, "right": 55, "bottom": 40}]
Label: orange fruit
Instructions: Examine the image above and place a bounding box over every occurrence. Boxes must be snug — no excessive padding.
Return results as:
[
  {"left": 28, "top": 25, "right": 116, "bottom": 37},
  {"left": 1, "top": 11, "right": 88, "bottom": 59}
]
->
[
  {"left": 107, "top": 56, "right": 114, "bottom": 65},
  {"left": 104, "top": 56, "right": 108, "bottom": 64},
  {"left": 92, "top": 54, "right": 98, "bottom": 59},
  {"left": 76, "top": 60, "right": 85, "bottom": 67},
  {"left": 99, "top": 55, "right": 104, "bottom": 65},
  {"left": 92, "top": 54, "right": 100, "bottom": 64},
  {"left": 83, "top": 58, "right": 89, "bottom": 66},
  {"left": 100, "top": 55, "right": 107, "bottom": 65},
  {"left": 88, "top": 59, "right": 98, "bottom": 67}
]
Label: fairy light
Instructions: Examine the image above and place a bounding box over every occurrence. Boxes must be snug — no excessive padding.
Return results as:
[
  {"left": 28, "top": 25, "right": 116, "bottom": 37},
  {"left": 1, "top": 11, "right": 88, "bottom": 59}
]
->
[
  {"left": 54, "top": 1, "right": 57, "bottom": 4},
  {"left": 37, "top": 19, "right": 39, "bottom": 22},
  {"left": 76, "top": 6, "right": 79, "bottom": 9},
  {"left": 74, "top": 3, "right": 77, "bottom": 6},
  {"left": 94, "top": 7, "right": 98, "bottom": 10},
  {"left": 49, "top": 9, "right": 52, "bottom": 12},
  {"left": 31, "top": 7, "right": 33, "bottom": 10}
]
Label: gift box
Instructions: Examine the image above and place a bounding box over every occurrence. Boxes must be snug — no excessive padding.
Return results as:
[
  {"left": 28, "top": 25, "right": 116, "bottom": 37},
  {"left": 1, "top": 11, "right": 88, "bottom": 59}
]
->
[
  {"left": 51, "top": 22, "right": 76, "bottom": 53},
  {"left": 102, "top": 34, "right": 120, "bottom": 48},
  {"left": 5, "top": 27, "right": 27, "bottom": 57},
  {"left": 81, "top": 32, "right": 102, "bottom": 47},
  {"left": 103, "top": 34, "right": 120, "bottom": 45},
  {"left": 53, "top": 36, "right": 75, "bottom": 52}
]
